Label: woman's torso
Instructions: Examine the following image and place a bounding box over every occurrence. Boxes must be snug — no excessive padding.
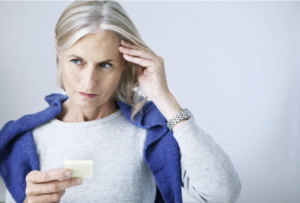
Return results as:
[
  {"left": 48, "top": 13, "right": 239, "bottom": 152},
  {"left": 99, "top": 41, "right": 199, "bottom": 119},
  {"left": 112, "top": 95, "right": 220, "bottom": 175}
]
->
[{"left": 6, "top": 109, "right": 156, "bottom": 203}]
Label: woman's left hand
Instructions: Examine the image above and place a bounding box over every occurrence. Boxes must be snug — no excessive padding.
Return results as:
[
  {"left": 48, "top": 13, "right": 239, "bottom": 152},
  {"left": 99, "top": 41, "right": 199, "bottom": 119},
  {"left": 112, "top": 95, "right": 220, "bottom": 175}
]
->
[{"left": 119, "top": 39, "right": 170, "bottom": 101}]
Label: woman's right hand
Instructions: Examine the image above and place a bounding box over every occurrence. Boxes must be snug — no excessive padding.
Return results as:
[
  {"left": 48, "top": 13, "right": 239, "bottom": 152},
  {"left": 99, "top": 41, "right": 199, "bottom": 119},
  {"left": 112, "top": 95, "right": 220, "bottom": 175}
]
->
[{"left": 24, "top": 167, "right": 83, "bottom": 203}]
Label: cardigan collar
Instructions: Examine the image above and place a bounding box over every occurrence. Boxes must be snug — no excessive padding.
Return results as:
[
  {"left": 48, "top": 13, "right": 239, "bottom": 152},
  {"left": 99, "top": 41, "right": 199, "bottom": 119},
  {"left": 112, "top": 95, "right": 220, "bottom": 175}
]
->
[{"left": 0, "top": 93, "right": 183, "bottom": 203}]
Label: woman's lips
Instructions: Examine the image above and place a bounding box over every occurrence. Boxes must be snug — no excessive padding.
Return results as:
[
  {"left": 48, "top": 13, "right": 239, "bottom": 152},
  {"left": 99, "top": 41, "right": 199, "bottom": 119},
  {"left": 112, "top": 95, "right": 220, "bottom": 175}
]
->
[{"left": 79, "top": 92, "right": 98, "bottom": 98}]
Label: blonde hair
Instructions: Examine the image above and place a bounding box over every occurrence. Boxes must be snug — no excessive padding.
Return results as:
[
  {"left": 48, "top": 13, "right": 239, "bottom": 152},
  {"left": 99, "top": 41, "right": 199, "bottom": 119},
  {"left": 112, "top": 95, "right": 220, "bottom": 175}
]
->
[{"left": 55, "top": 0, "right": 154, "bottom": 122}]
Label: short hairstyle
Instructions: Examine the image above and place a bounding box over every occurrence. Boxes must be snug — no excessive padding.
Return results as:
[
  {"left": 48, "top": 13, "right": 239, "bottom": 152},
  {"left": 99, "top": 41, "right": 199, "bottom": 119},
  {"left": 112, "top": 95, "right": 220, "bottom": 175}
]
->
[{"left": 55, "top": 0, "right": 154, "bottom": 122}]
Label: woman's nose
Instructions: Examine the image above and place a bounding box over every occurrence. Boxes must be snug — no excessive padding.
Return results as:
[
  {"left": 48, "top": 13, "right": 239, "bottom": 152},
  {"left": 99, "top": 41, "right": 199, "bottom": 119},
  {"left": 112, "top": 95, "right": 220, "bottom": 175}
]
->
[{"left": 81, "top": 66, "right": 99, "bottom": 90}]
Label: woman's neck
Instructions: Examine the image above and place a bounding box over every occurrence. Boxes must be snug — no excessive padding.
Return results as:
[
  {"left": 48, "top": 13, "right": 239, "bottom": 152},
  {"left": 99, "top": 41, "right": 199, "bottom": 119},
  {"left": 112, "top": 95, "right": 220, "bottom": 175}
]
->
[{"left": 55, "top": 98, "right": 119, "bottom": 123}]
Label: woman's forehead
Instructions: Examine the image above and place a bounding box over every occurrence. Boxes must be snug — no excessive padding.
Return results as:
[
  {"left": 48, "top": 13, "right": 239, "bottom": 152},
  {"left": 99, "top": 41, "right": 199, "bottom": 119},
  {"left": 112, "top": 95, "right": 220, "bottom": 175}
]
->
[
  {"left": 66, "top": 34, "right": 120, "bottom": 55},
  {"left": 64, "top": 32, "right": 122, "bottom": 60},
  {"left": 77, "top": 31, "right": 119, "bottom": 46}
]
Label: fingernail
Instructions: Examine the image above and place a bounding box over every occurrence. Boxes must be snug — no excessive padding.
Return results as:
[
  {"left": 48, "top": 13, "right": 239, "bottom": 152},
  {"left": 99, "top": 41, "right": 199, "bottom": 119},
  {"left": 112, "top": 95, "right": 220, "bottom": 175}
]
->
[
  {"left": 76, "top": 178, "right": 83, "bottom": 185},
  {"left": 65, "top": 171, "right": 72, "bottom": 178}
]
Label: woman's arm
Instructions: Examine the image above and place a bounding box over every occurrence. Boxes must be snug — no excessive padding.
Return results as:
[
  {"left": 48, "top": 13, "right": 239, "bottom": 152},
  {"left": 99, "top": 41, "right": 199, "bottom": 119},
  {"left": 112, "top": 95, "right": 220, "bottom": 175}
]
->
[
  {"left": 152, "top": 92, "right": 241, "bottom": 202},
  {"left": 174, "top": 116, "right": 242, "bottom": 203}
]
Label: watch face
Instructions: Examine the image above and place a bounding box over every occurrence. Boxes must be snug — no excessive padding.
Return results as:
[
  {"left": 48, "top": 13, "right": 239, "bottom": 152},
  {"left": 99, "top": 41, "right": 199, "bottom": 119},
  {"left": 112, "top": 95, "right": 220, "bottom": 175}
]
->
[{"left": 185, "top": 108, "right": 193, "bottom": 117}]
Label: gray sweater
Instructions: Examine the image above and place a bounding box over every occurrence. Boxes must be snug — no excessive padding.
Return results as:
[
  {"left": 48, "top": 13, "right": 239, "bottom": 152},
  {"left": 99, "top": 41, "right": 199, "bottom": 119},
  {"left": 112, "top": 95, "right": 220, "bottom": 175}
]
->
[{"left": 6, "top": 109, "right": 241, "bottom": 203}]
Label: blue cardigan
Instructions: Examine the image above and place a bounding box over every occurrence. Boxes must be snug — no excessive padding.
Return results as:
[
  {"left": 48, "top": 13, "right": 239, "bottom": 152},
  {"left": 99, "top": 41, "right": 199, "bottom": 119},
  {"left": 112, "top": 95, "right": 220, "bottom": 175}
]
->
[{"left": 0, "top": 93, "right": 183, "bottom": 203}]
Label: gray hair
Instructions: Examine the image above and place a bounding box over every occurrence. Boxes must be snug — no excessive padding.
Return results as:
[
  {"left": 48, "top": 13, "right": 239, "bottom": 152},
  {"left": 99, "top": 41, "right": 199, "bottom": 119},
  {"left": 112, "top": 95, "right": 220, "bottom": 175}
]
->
[{"left": 55, "top": 0, "right": 154, "bottom": 122}]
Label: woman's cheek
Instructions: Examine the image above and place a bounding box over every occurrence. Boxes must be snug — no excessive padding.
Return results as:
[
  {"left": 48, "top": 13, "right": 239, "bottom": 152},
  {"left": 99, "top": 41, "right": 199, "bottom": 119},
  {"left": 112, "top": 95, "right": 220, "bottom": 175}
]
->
[{"left": 64, "top": 66, "right": 79, "bottom": 84}]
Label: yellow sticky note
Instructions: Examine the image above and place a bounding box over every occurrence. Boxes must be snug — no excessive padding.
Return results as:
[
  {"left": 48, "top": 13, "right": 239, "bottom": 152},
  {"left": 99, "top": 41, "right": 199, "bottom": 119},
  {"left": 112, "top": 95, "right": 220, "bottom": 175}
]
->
[{"left": 64, "top": 160, "right": 93, "bottom": 178}]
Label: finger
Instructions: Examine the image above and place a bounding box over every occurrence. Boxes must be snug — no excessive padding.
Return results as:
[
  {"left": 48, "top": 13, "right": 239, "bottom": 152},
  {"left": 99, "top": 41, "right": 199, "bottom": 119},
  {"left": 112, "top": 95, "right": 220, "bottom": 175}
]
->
[
  {"left": 121, "top": 39, "right": 156, "bottom": 56},
  {"left": 27, "top": 189, "right": 65, "bottom": 203},
  {"left": 123, "top": 54, "right": 154, "bottom": 71},
  {"left": 26, "top": 178, "right": 82, "bottom": 196},
  {"left": 120, "top": 39, "right": 141, "bottom": 49},
  {"left": 51, "top": 189, "right": 65, "bottom": 203},
  {"left": 48, "top": 168, "right": 65, "bottom": 180},
  {"left": 26, "top": 168, "right": 72, "bottom": 183},
  {"left": 119, "top": 46, "right": 155, "bottom": 61}
]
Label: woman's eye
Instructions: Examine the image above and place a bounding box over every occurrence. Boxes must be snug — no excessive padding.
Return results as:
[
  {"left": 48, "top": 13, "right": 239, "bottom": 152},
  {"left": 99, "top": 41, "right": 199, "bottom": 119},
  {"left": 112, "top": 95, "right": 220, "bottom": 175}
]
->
[
  {"left": 70, "top": 59, "right": 112, "bottom": 69},
  {"left": 70, "top": 59, "right": 82, "bottom": 65},
  {"left": 100, "top": 63, "right": 113, "bottom": 68}
]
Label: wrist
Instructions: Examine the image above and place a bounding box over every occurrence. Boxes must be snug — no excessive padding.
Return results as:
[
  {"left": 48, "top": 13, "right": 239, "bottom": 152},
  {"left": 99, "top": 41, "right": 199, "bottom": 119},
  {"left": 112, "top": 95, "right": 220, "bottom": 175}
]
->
[{"left": 151, "top": 92, "right": 182, "bottom": 121}]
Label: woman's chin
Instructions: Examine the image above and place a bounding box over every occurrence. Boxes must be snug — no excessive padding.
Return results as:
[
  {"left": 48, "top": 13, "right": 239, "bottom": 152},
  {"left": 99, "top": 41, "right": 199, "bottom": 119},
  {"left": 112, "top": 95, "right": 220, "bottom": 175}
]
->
[{"left": 77, "top": 100, "right": 100, "bottom": 109}]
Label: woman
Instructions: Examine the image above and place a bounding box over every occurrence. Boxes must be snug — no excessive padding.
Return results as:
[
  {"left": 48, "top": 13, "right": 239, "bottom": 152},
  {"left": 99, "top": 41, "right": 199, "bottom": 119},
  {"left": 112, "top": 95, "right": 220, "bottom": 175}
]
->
[{"left": 1, "top": 0, "right": 241, "bottom": 203}]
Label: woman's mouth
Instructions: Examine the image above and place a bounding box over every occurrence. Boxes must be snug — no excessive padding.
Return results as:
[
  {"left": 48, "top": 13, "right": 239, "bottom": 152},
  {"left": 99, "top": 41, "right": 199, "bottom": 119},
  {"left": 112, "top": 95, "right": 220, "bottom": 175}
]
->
[{"left": 79, "top": 92, "right": 98, "bottom": 98}]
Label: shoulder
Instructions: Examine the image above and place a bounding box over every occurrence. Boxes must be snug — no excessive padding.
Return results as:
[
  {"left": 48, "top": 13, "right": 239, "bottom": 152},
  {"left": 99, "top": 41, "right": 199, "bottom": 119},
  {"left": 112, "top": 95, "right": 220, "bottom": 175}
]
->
[{"left": 1, "top": 94, "right": 63, "bottom": 138}]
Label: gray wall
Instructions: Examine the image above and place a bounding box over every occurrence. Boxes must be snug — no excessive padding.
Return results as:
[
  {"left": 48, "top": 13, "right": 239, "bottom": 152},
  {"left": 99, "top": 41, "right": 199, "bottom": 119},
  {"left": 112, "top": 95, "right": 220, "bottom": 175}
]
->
[{"left": 0, "top": 1, "right": 299, "bottom": 203}]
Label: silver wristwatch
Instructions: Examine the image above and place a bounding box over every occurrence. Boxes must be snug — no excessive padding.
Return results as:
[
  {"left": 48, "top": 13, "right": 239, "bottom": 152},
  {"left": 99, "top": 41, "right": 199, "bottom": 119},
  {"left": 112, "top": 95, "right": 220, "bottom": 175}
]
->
[{"left": 167, "top": 108, "right": 193, "bottom": 132}]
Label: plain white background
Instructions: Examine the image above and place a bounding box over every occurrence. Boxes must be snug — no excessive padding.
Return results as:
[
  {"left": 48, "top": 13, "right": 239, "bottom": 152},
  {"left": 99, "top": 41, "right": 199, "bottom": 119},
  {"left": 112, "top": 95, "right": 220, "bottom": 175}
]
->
[{"left": 0, "top": 1, "right": 299, "bottom": 203}]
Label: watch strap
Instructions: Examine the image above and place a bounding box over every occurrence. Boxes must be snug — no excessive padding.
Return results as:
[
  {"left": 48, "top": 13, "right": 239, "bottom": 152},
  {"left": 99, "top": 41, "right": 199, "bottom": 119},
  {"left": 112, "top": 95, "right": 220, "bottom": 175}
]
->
[{"left": 167, "top": 108, "right": 191, "bottom": 132}]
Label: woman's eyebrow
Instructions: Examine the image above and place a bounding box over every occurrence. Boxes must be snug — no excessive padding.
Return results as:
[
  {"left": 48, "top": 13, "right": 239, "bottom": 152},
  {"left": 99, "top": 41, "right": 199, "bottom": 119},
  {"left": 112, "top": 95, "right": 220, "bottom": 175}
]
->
[{"left": 67, "top": 54, "right": 115, "bottom": 63}]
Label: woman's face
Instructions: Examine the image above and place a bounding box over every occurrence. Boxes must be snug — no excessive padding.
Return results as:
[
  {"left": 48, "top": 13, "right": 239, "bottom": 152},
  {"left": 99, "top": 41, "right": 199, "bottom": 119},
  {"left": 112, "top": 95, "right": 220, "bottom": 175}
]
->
[{"left": 56, "top": 31, "right": 126, "bottom": 110}]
